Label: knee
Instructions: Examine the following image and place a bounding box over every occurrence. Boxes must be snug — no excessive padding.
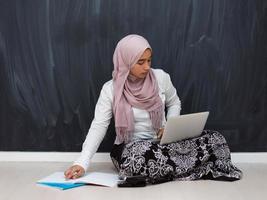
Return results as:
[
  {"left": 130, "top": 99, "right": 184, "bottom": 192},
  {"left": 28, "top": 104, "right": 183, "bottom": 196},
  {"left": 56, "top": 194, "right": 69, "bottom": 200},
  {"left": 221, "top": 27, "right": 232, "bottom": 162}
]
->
[{"left": 205, "top": 130, "right": 227, "bottom": 145}]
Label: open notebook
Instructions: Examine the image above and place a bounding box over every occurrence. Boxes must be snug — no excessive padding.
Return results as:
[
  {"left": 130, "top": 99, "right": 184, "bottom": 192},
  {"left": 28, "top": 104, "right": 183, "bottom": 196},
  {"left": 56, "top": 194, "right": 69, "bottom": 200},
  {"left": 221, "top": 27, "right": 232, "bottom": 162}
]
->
[{"left": 37, "top": 172, "right": 119, "bottom": 190}]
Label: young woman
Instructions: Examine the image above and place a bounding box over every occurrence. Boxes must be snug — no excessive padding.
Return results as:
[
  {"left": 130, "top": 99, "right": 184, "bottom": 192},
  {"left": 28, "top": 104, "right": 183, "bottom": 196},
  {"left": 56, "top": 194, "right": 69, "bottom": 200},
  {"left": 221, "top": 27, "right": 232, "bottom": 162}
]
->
[{"left": 65, "top": 34, "right": 242, "bottom": 184}]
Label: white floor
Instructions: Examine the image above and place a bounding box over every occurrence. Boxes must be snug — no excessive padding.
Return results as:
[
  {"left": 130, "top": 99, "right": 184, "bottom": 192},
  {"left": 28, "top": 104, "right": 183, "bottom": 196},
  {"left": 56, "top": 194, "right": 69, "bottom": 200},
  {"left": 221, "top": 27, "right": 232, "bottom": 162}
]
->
[{"left": 0, "top": 162, "right": 266, "bottom": 200}]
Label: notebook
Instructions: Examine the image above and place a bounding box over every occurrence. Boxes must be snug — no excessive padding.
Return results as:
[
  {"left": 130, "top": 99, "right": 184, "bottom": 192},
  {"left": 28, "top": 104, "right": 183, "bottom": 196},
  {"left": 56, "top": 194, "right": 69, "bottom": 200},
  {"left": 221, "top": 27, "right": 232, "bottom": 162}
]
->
[
  {"left": 159, "top": 111, "right": 209, "bottom": 145},
  {"left": 37, "top": 172, "right": 119, "bottom": 190}
]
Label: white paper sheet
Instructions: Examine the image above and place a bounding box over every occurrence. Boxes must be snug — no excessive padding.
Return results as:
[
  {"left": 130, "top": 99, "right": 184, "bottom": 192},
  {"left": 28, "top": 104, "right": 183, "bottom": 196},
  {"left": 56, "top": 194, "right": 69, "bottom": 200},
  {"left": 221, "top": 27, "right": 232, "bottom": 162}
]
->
[{"left": 37, "top": 172, "right": 119, "bottom": 187}]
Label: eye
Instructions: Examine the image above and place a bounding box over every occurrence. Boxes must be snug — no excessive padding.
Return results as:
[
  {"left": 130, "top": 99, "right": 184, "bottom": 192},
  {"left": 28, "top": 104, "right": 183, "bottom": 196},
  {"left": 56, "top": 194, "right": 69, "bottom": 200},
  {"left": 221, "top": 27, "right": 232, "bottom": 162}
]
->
[{"left": 138, "top": 61, "right": 145, "bottom": 65}]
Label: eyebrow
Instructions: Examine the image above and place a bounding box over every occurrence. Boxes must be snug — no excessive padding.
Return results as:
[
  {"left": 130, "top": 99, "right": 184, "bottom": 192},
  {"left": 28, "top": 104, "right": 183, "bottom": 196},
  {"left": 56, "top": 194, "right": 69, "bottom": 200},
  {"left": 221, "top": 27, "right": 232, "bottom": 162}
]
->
[{"left": 138, "top": 57, "right": 152, "bottom": 62}]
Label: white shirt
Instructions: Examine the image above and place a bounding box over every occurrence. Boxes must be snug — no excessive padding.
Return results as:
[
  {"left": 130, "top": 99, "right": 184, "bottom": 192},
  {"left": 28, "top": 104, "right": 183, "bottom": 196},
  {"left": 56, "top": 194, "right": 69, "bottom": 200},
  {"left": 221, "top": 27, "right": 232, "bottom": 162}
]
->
[{"left": 74, "top": 68, "right": 181, "bottom": 171}]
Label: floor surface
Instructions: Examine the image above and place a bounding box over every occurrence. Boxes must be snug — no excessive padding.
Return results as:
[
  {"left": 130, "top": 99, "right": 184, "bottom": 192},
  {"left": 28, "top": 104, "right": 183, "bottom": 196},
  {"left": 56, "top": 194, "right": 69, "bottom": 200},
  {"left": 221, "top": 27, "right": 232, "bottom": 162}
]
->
[{"left": 0, "top": 162, "right": 266, "bottom": 200}]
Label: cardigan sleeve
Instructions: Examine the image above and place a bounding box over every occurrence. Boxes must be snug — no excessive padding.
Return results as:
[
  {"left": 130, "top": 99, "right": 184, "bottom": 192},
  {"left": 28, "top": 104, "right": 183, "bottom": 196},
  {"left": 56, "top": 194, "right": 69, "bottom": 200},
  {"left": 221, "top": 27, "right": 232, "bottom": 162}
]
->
[
  {"left": 73, "top": 82, "right": 113, "bottom": 171},
  {"left": 164, "top": 72, "right": 181, "bottom": 120}
]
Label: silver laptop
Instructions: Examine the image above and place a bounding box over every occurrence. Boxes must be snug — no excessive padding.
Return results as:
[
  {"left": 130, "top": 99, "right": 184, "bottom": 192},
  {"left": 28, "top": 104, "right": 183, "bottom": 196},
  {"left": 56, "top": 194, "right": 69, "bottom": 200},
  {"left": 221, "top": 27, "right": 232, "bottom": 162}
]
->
[{"left": 160, "top": 111, "right": 209, "bottom": 145}]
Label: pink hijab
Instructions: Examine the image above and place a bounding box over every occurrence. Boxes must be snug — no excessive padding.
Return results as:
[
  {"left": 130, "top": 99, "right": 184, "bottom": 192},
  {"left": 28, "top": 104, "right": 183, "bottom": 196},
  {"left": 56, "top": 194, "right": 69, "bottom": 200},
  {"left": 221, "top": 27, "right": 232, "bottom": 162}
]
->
[{"left": 112, "top": 34, "right": 163, "bottom": 143}]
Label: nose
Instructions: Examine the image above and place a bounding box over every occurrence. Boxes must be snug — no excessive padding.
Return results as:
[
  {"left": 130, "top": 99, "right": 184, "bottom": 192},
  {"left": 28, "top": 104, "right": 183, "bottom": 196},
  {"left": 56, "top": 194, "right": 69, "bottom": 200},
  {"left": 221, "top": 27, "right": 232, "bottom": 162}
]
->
[{"left": 144, "top": 62, "right": 150, "bottom": 71}]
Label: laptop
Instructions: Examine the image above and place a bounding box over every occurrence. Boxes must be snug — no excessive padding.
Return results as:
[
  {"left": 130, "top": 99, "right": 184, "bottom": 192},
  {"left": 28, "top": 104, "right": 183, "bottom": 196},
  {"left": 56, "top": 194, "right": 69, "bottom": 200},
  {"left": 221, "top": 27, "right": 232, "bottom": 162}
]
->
[{"left": 159, "top": 111, "right": 209, "bottom": 145}]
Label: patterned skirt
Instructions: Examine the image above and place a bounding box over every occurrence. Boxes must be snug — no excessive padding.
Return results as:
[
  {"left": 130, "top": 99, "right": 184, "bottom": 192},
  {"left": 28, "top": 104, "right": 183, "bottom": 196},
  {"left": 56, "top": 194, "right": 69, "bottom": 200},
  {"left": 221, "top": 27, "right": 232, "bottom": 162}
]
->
[{"left": 110, "top": 130, "right": 242, "bottom": 184}]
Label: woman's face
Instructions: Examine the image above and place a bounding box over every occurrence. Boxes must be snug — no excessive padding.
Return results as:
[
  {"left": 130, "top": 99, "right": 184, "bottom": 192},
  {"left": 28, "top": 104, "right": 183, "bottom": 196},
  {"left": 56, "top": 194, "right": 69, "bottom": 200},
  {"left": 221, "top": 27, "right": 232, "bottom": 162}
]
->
[{"left": 129, "top": 48, "right": 152, "bottom": 79}]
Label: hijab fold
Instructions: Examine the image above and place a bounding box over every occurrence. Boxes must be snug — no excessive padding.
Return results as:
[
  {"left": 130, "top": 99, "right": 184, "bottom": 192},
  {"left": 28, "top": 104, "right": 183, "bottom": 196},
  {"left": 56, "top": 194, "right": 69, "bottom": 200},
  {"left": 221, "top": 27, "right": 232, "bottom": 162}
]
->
[{"left": 112, "top": 34, "right": 163, "bottom": 143}]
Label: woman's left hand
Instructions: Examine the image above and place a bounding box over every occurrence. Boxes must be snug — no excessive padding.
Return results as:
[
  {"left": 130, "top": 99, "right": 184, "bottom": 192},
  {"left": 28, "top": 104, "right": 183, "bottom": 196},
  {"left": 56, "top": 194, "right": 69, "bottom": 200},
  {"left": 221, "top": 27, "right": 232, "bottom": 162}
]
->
[{"left": 157, "top": 128, "right": 164, "bottom": 139}]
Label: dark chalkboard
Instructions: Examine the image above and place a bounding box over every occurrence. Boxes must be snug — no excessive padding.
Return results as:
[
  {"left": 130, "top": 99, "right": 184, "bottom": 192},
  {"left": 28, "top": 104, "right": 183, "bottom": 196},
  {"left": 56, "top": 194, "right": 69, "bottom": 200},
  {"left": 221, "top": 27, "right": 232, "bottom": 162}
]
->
[{"left": 0, "top": 0, "right": 266, "bottom": 152}]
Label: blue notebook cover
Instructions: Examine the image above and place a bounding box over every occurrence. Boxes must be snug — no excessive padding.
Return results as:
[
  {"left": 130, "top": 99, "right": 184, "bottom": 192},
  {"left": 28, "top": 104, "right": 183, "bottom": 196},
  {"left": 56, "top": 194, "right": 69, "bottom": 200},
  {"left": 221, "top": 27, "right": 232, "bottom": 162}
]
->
[{"left": 38, "top": 182, "right": 85, "bottom": 190}]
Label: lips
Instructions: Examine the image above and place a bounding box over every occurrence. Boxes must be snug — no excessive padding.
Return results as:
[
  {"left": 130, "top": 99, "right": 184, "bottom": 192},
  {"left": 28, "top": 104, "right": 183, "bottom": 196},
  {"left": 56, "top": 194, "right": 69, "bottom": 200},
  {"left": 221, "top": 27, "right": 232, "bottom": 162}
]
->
[
  {"left": 141, "top": 73, "right": 148, "bottom": 77},
  {"left": 142, "top": 71, "right": 149, "bottom": 75}
]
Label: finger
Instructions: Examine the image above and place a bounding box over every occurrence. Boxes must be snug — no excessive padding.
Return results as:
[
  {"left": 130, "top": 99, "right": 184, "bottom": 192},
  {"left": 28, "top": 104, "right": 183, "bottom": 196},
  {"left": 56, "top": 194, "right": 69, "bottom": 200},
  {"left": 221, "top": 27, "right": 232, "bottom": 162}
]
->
[
  {"left": 64, "top": 170, "right": 68, "bottom": 176},
  {"left": 66, "top": 167, "right": 77, "bottom": 179},
  {"left": 67, "top": 170, "right": 76, "bottom": 179},
  {"left": 75, "top": 167, "right": 85, "bottom": 178},
  {"left": 71, "top": 172, "right": 80, "bottom": 179},
  {"left": 77, "top": 169, "right": 85, "bottom": 177},
  {"left": 71, "top": 168, "right": 82, "bottom": 178},
  {"left": 66, "top": 172, "right": 73, "bottom": 179},
  {"left": 64, "top": 169, "right": 72, "bottom": 177},
  {"left": 159, "top": 130, "right": 163, "bottom": 137},
  {"left": 72, "top": 174, "right": 79, "bottom": 179},
  {"left": 158, "top": 130, "right": 163, "bottom": 139},
  {"left": 157, "top": 130, "right": 162, "bottom": 138}
]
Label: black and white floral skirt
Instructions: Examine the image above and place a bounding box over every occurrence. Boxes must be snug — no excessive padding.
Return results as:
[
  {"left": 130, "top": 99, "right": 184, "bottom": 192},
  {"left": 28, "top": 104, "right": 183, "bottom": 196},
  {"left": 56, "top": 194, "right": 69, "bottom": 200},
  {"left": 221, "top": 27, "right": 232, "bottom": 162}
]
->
[{"left": 110, "top": 130, "right": 242, "bottom": 184}]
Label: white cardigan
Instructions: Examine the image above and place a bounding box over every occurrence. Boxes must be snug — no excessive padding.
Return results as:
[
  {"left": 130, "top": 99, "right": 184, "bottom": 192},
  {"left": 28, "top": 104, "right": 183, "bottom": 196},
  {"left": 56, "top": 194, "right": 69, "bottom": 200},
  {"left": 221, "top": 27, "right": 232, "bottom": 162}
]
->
[{"left": 74, "top": 68, "right": 181, "bottom": 171}]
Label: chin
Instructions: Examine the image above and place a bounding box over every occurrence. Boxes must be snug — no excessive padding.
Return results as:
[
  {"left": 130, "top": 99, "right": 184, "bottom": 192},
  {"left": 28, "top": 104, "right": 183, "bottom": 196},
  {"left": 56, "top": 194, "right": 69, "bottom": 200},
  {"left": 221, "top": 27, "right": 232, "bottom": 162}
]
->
[{"left": 137, "top": 76, "right": 146, "bottom": 79}]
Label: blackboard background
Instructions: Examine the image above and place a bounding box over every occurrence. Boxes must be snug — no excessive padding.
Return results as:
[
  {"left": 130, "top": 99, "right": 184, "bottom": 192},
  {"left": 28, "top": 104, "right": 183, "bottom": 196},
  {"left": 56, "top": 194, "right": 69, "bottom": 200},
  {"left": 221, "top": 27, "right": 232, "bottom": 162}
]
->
[{"left": 0, "top": 0, "right": 266, "bottom": 152}]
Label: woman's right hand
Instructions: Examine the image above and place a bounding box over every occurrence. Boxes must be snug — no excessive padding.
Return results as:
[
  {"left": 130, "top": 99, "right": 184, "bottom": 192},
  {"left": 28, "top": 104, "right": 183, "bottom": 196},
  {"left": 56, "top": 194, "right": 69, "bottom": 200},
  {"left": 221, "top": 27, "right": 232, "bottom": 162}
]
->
[
  {"left": 64, "top": 165, "right": 85, "bottom": 179},
  {"left": 157, "top": 128, "right": 164, "bottom": 139}
]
